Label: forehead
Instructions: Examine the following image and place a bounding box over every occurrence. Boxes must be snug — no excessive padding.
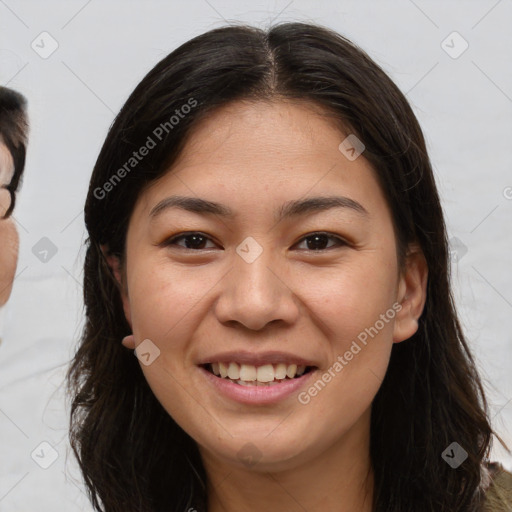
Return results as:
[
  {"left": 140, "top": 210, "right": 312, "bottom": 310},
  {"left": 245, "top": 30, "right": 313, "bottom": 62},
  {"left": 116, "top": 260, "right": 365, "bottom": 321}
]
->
[
  {"left": 143, "top": 99, "right": 383, "bottom": 207},
  {"left": 177, "top": 99, "right": 346, "bottom": 163},
  {"left": 0, "top": 140, "right": 14, "bottom": 186}
]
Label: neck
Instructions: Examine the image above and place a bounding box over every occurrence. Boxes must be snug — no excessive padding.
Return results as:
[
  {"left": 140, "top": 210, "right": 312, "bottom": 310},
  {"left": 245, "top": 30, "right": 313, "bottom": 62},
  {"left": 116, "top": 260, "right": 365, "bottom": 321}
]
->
[{"left": 202, "top": 408, "right": 374, "bottom": 512}]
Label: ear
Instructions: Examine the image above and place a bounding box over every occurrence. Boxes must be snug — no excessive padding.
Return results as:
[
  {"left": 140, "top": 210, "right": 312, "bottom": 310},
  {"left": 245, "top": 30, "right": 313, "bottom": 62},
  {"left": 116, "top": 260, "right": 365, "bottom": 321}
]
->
[
  {"left": 393, "top": 244, "right": 428, "bottom": 343},
  {"left": 100, "top": 244, "right": 134, "bottom": 348}
]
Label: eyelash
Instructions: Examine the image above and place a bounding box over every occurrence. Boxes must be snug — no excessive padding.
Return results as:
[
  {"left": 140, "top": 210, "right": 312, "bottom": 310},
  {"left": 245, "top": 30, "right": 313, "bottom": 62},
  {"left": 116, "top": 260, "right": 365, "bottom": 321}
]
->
[{"left": 162, "top": 231, "right": 348, "bottom": 252}]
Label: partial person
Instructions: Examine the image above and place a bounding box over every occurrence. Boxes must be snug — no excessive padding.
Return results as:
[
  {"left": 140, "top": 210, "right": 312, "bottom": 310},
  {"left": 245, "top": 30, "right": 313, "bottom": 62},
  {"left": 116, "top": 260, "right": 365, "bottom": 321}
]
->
[{"left": 0, "top": 86, "right": 28, "bottom": 342}]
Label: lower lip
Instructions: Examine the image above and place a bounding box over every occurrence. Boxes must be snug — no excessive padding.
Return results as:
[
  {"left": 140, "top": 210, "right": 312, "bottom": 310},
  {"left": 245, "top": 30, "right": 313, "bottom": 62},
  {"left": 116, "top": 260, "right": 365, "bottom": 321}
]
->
[{"left": 198, "top": 366, "right": 317, "bottom": 405}]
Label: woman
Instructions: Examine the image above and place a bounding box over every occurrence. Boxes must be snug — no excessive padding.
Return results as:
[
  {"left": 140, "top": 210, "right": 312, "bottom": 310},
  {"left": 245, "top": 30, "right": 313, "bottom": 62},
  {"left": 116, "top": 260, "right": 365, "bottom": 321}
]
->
[{"left": 67, "top": 22, "right": 511, "bottom": 511}]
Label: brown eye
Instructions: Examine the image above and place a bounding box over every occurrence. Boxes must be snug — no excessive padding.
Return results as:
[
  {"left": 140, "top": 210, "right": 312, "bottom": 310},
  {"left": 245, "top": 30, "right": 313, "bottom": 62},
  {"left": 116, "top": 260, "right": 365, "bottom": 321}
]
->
[
  {"left": 164, "top": 232, "right": 217, "bottom": 250},
  {"left": 294, "top": 232, "right": 346, "bottom": 251}
]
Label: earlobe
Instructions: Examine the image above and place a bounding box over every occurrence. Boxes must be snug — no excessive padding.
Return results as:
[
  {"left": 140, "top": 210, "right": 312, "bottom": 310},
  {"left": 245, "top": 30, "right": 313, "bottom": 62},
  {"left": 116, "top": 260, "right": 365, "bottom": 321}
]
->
[
  {"left": 393, "top": 245, "right": 428, "bottom": 344},
  {"left": 121, "top": 334, "right": 136, "bottom": 349}
]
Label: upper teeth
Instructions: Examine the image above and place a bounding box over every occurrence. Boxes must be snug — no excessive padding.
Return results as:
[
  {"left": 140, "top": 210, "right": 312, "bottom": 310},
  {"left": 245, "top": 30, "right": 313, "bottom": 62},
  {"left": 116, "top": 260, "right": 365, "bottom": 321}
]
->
[{"left": 210, "top": 362, "right": 307, "bottom": 381}]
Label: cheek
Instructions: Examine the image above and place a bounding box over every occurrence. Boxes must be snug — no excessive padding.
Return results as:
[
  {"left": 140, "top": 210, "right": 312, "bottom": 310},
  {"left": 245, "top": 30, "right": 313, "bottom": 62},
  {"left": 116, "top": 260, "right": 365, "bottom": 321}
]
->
[
  {"left": 285, "top": 276, "right": 398, "bottom": 461},
  {"left": 125, "top": 257, "right": 215, "bottom": 372},
  {"left": 125, "top": 262, "right": 203, "bottom": 419},
  {"left": 292, "top": 251, "right": 398, "bottom": 408},
  {"left": 127, "top": 260, "right": 192, "bottom": 336},
  {"left": 0, "top": 188, "right": 11, "bottom": 217},
  {"left": 296, "top": 250, "right": 399, "bottom": 340},
  {"left": 0, "top": 220, "right": 19, "bottom": 305}
]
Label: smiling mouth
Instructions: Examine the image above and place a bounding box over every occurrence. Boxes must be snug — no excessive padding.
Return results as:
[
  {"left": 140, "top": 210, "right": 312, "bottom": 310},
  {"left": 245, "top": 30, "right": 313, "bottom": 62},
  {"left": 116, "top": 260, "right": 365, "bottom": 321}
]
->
[{"left": 201, "top": 362, "right": 316, "bottom": 386}]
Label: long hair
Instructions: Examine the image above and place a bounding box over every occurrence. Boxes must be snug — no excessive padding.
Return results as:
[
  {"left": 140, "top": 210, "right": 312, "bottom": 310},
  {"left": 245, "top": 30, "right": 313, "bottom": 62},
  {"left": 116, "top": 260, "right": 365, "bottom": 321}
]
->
[{"left": 66, "top": 22, "right": 499, "bottom": 511}]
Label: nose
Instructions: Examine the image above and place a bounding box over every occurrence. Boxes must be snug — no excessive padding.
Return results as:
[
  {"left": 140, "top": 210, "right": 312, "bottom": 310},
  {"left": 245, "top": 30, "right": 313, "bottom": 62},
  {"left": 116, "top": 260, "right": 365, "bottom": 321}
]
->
[{"left": 213, "top": 246, "right": 300, "bottom": 331}]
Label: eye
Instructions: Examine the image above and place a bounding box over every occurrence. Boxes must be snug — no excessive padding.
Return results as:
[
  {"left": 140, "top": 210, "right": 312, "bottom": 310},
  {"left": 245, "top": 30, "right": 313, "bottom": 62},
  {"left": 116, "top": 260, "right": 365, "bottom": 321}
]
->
[
  {"left": 294, "top": 232, "right": 347, "bottom": 251},
  {"left": 163, "top": 232, "right": 218, "bottom": 250},
  {"left": 162, "top": 231, "right": 347, "bottom": 252}
]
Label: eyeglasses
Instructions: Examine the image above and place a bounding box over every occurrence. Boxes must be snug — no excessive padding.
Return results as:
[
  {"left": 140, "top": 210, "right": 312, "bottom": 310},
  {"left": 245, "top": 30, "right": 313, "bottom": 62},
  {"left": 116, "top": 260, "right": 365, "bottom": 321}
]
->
[{"left": 0, "top": 139, "right": 25, "bottom": 220}]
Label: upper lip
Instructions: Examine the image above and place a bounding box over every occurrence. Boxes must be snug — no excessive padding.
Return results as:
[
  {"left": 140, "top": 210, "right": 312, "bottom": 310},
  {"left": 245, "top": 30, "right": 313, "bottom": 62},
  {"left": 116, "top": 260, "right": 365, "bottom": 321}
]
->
[{"left": 197, "top": 350, "right": 319, "bottom": 367}]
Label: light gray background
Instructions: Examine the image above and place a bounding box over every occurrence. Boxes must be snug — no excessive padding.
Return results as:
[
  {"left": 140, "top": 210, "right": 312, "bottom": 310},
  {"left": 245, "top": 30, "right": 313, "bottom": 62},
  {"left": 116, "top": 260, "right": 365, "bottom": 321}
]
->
[{"left": 1, "top": 1, "right": 511, "bottom": 510}]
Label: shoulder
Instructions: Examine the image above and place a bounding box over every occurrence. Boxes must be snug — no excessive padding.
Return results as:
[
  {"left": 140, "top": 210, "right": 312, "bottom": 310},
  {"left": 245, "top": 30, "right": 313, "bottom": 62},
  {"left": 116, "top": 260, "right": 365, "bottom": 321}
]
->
[{"left": 482, "top": 461, "right": 512, "bottom": 512}]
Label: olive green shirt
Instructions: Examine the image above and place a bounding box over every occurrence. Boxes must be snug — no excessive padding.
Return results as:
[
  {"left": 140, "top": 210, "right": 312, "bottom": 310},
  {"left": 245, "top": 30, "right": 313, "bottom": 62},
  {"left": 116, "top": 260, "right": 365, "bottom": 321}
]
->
[{"left": 483, "top": 463, "right": 512, "bottom": 511}]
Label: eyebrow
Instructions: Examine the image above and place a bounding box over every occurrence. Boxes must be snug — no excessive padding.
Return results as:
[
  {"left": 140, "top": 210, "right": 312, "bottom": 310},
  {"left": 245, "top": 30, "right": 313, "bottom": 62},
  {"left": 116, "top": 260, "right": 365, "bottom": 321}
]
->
[{"left": 149, "top": 194, "right": 368, "bottom": 222}]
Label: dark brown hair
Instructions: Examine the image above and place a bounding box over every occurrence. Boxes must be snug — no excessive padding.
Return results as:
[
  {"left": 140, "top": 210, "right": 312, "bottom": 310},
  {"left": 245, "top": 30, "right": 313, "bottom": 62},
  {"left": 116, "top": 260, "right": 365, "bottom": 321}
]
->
[{"left": 67, "top": 22, "right": 501, "bottom": 511}]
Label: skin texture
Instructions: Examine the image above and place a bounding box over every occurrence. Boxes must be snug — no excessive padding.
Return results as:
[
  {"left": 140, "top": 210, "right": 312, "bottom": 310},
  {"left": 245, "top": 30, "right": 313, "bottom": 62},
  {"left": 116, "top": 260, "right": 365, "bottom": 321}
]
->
[
  {"left": 111, "top": 100, "right": 428, "bottom": 512},
  {"left": 0, "top": 141, "right": 18, "bottom": 306}
]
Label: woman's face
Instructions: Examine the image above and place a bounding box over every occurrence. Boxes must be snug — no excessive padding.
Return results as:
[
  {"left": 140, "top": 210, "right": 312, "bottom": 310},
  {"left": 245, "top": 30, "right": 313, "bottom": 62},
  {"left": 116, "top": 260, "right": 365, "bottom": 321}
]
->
[{"left": 120, "top": 100, "right": 425, "bottom": 472}]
